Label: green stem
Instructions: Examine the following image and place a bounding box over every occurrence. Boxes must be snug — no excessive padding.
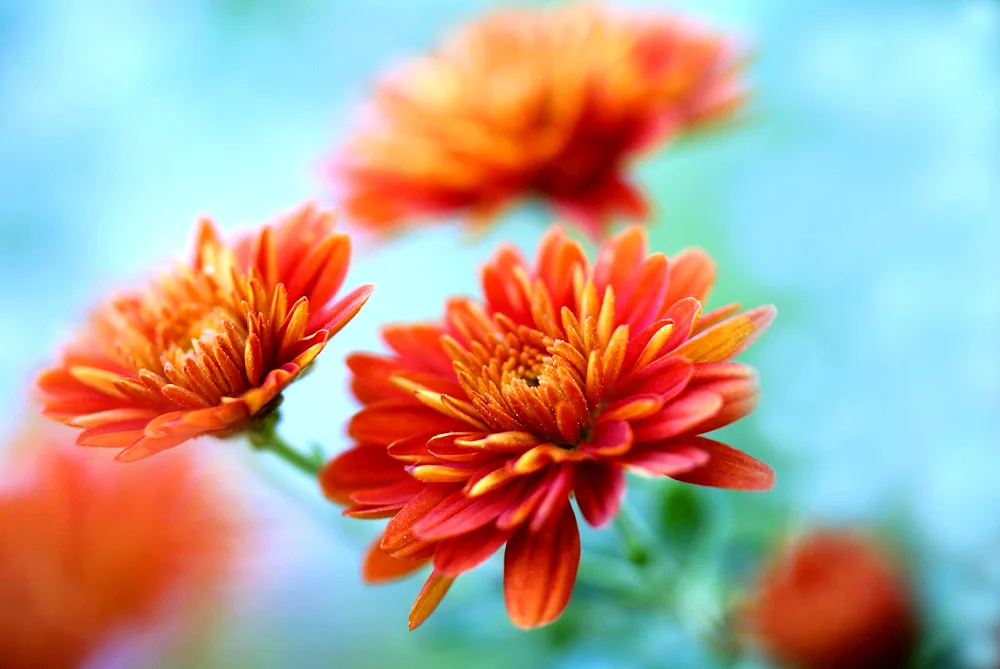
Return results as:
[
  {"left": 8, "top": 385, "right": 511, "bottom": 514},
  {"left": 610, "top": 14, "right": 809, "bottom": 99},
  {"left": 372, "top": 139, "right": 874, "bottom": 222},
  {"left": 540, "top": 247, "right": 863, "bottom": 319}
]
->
[
  {"left": 614, "top": 505, "right": 653, "bottom": 567},
  {"left": 248, "top": 423, "right": 322, "bottom": 477}
]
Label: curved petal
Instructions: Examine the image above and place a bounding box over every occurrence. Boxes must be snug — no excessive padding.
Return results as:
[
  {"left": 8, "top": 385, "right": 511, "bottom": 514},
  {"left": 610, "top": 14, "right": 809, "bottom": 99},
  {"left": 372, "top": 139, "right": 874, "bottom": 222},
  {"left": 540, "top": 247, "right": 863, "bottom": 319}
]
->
[
  {"left": 319, "top": 445, "right": 407, "bottom": 504},
  {"left": 631, "top": 390, "right": 723, "bottom": 443},
  {"left": 349, "top": 400, "right": 468, "bottom": 444},
  {"left": 669, "top": 436, "right": 774, "bottom": 491},
  {"left": 409, "top": 570, "right": 454, "bottom": 630},
  {"left": 413, "top": 480, "right": 526, "bottom": 541},
  {"left": 503, "top": 504, "right": 581, "bottom": 629},
  {"left": 664, "top": 247, "right": 716, "bottom": 306},
  {"left": 584, "top": 420, "right": 633, "bottom": 457},
  {"left": 574, "top": 462, "right": 625, "bottom": 528},
  {"left": 433, "top": 524, "right": 512, "bottom": 576},
  {"left": 308, "top": 283, "right": 374, "bottom": 335},
  {"left": 593, "top": 225, "right": 647, "bottom": 297},
  {"left": 382, "top": 484, "right": 460, "bottom": 557},
  {"left": 381, "top": 323, "right": 454, "bottom": 376},
  {"left": 617, "top": 253, "right": 669, "bottom": 332},
  {"left": 619, "top": 355, "right": 693, "bottom": 399},
  {"left": 534, "top": 227, "right": 588, "bottom": 312},
  {"left": 363, "top": 538, "right": 430, "bottom": 583},
  {"left": 619, "top": 443, "right": 709, "bottom": 477},
  {"left": 688, "top": 362, "right": 759, "bottom": 434},
  {"left": 672, "top": 305, "right": 776, "bottom": 363}
]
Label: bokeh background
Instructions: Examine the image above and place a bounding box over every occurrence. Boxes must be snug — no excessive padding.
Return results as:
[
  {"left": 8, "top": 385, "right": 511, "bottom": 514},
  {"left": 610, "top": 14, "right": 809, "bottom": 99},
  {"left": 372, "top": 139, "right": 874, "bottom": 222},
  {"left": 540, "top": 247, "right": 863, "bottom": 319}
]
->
[{"left": 2, "top": 0, "right": 998, "bottom": 667}]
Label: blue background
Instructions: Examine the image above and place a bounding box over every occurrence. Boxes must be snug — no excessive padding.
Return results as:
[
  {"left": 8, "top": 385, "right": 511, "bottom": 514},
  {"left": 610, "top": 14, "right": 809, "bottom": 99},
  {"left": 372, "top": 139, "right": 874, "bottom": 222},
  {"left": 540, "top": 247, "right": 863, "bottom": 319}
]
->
[{"left": 1, "top": 1, "right": 998, "bottom": 667}]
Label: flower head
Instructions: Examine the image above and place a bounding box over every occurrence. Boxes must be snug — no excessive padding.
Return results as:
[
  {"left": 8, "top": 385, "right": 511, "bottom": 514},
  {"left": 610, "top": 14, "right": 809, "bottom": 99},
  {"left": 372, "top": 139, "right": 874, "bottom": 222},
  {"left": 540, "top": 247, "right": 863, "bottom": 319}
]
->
[
  {"left": 335, "top": 3, "right": 744, "bottom": 240},
  {"left": 322, "top": 225, "right": 775, "bottom": 629},
  {"left": 38, "top": 205, "right": 373, "bottom": 461},
  {"left": 743, "top": 531, "right": 918, "bottom": 669},
  {"left": 0, "top": 431, "right": 240, "bottom": 669}
]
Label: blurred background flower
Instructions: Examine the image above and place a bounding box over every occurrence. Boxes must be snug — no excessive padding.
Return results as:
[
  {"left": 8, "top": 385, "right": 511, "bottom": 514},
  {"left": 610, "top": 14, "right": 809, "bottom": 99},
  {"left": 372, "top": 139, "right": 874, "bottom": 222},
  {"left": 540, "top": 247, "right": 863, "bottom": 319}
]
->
[
  {"left": 742, "top": 530, "right": 918, "bottom": 669},
  {"left": 0, "top": 427, "right": 244, "bottom": 669},
  {"left": 1, "top": 0, "right": 998, "bottom": 667},
  {"left": 332, "top": 2, "right": 742, "bottom": 240}
]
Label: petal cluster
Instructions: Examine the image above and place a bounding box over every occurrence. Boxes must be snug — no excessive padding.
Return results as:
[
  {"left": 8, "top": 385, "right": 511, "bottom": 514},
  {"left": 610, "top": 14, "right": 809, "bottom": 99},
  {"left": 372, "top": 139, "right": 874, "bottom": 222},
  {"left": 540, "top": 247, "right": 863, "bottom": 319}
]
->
[
  {"left": 322, "top": 225, "right": 775, "bottom": 629},
  {"left": 743, "top": 531, "right": 919, "bottom": 669},
  {"left": 335, "top": 3, "right": 744, "bottom": 239},
  {"left": 38, "top": 205, "right": 372, "bottom": 461},
  {"left": 0, "top": 433, "right": 240, "bottom": 669}
]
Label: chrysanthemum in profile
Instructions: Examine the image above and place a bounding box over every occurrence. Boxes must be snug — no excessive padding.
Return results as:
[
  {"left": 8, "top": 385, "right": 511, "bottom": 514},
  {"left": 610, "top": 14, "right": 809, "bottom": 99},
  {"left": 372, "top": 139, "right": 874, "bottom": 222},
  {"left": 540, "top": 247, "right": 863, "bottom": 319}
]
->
[
  {"left": 38, "top": 205, "right": 372, "bottom": 462},
  {"left": 743, "top": 531, "right": 919, "bottom": 669},
  {"left": 334, "top": 3, "right": 744, "bottom": 240},
  {"left": 0, "top": 431, "right": 241, "bottom": 669},
  {"left": 322, "top": 225, "right": 775, "bottom": 629}
]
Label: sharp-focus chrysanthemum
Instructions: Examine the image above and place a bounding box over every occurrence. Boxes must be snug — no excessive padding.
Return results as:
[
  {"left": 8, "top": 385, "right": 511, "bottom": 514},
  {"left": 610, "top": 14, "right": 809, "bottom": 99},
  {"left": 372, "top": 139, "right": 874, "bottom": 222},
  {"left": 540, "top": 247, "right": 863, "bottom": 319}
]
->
[
  {"left": 38, "top": 205, "right": 372, "bottom": 462},
  {"left": 334, "top": 3, "right": 744, "bottom": 240},
  {"left": 322, "top": 225, "right": 775, "bottom": 629},
  {"left": 0, "top": 433, "right": 239, "bottom": 669},
  {"left": 743, "top": 531, "right": 918, "bottom": 669}
]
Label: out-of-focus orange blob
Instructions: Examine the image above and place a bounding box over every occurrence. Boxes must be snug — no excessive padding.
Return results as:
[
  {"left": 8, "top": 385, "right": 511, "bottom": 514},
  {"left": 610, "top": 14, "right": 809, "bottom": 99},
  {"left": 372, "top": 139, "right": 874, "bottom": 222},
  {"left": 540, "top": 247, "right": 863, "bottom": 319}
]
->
[
  {"left": 744, "top": 531, "right": 919, "bottom": 669},
  {"left": 334, "top": 2, "right": 744, "bottom": 240},
  {"left": 0, "top": 431, "right": 242, "bottom": 669}
]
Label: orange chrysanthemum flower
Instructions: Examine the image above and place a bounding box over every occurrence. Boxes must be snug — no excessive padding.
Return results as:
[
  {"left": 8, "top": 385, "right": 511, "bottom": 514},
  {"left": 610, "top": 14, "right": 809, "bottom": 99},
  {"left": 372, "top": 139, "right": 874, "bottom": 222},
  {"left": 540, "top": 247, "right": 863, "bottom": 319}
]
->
[
  {"left": 0, "top": 433, "right": 240, "bottom": 669},
  {"left": 322, "top": 225, "right": 775, "bottom": 629},
  {"left": 743, "top": 531, "right": 919, "bottom": 669},
  {"left": 335, "top": 3, "right": 744, "bottom": 240},
  {"left": 38, "top": 205, "right": 372, "bottom": 462}
]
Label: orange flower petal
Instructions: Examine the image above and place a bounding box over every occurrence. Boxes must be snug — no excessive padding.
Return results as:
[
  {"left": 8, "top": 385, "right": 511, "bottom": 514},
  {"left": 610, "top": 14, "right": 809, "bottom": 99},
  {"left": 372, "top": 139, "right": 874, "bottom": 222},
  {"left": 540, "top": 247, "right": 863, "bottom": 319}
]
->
[
  {"left": 433, "top": 524, "right": 512, "bottom": 577},
  {"left": 593, "top": 225, "right": 647, "bottom": 296},
  {"left": 382, "top": 484, "right": 459, "bottom": 558},
  {"left": 454, "top": 431, "right": 540, "bottom": 453},
  {"left": 632, "top": 390, "right": 723, "bottom": 442},
  {"left": 672, "top": 305, "right": 777, "bottom": 363},
  {"left": 312, "top": 283, "right": 375, "bottom": 336},
  {"left": 620, "top": 443, "right": 709, "bottom": 478},
  {"left": 598, "top": 394, "right": 665, "bottom": 422},
  {"left": 363, "top": 538, "right": 430, "bottom": 583},
  {"left": 349, "top": 400, "right": 467, "bottom": 444},
  {"left": 350, "top": 478, "right": 425, "bottom": 507},
  {"left": 503, "top": 504, "right": 580, "bottom": 629},
  {"left": 664, "top": 247, "right": 716, "bottom": 306},
  {"left": 410, "top": 462, "right": 482, "bottom": 483},
  {"left": 320, "top": 445, "right": 407, "bottom": 504},
  {"left": 386, "top": 435, "right": 436, "bottom": 464},
  {"left": 408, "top": 571, "right": 454, "bottom": 631},
  {"left": 669, "top": 436, "right": 774, "bottom": 491},
  {"left": 414, "top": 480, "right": 526, "bottom": 542},
  {"left": 114, "top": 433, "right": 190, "bottom": 462},
  {"left": 617, "top": 253, "right": 669, "bottom": 331},
  {"left": 621, "top": 355, "right": 693, "bottom": 398},
  {"left": 574, "top": 462, "right": 625, "bottom": 528},
  {"left": 585, "top": 420, "right": 633, "bottom": 457},
  {"left": 529, "top": 464, "right": 574, "bottom": 532},
  {"left": 381, "top": 323, "right": 453, "bottom": 376}
]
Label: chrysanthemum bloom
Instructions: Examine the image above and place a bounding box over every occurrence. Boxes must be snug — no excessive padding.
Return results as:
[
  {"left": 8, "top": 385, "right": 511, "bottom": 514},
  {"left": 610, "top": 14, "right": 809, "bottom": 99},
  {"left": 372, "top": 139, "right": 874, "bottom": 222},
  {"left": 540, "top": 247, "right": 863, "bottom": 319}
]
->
[
  {"left": 38, "top": 205, "right": 373, "bottom": 461},
  {"left": 322, "top": 225, "right": 775, "bottom": 629},
  {"left": 335, "top": 3, "right": 744, "bottom": 240},
  {"left": 743, "top": 531, "right": 918, "bottom": 669},
  {"left": 0, "top": 433, "right": 240, "bottom": 669}
]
